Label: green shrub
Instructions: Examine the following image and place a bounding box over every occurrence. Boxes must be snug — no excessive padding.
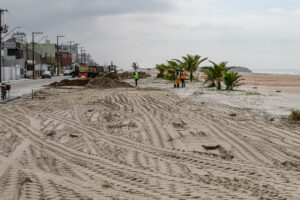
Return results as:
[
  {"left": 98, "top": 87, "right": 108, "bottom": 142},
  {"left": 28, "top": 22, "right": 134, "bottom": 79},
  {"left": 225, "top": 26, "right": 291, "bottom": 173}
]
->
[
  {"left": 223, "top": 71, "right": 243, "bottom": 90},
  {"left": 289, "top": 109, "right": 300, "bottom": 122}
]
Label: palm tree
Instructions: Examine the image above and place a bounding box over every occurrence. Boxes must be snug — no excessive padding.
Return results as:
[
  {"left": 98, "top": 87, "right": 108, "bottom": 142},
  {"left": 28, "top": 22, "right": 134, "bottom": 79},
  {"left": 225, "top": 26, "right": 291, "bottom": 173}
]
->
[
  {"left": 166, "top": 60, "right": 180, "bottom": 80},
  {"left": 155, "top": 64, "right": 167, "bottom": 78},
  {"left": 223, "top": 71, "right": 243, "bottom": 90},
  {"left": 200, "top": 66, "right": 216, "bottom": 87},
  {"left": 174, "top": 54, "right": 207, "bottom": 81},
  {"left": 132, "top": 62, "right": 139, "bottom": 71},
  {"left": 202, "top": 61, "right": 232, "bottom": 90}
]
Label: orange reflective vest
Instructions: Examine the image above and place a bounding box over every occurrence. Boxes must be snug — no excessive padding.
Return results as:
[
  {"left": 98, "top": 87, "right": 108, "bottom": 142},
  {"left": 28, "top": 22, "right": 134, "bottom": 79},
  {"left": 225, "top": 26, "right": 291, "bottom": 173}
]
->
[{"left": 180, "top": 72, "right": 186, "bottom": 79}]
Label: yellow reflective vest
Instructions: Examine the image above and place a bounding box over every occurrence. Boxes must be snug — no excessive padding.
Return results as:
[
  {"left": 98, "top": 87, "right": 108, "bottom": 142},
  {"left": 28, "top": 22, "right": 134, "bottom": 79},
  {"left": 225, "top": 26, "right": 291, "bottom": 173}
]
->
[{"left": 134, "top": 72, "right": 139, "bottom": 79}]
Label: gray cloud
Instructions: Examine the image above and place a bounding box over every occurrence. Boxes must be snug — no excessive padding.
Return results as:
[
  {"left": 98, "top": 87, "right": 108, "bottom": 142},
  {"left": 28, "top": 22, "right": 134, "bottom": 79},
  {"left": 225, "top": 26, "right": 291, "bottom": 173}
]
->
[
  {"left": 3, "top": 0, "right": 172, "bottom": 29},
  {"left": 2, "top": 0, "right": 300, "bottom": 71}
]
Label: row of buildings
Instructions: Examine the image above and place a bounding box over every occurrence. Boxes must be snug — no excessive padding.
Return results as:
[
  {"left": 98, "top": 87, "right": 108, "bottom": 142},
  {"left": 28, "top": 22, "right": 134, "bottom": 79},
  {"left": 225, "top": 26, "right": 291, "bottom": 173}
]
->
[{"left": 1, "top": 32, "right": 94, "bottom": 81}]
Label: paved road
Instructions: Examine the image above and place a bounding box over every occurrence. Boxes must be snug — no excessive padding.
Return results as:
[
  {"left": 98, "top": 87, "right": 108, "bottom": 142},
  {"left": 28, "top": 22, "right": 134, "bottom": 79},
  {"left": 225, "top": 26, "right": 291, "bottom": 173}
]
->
[{"left": 6, "top": 76, "right": 73, "bottom": 98}]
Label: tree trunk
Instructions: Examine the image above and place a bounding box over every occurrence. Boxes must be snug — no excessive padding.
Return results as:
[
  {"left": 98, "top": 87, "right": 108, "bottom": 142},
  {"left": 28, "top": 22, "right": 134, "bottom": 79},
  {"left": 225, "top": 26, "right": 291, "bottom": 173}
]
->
[
  {"left": 190, "top": 71, "right": 193, "bottom": 81},
  {"left": 217, "top": 81, "right": 221, "bottom": 90}
]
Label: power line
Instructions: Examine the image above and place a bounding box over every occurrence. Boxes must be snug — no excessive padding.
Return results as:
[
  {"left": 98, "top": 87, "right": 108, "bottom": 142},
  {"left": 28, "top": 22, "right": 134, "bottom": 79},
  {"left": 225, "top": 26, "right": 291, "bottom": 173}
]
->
[{"left": 7, "top": 11, "right": 36, "bottom": 32}]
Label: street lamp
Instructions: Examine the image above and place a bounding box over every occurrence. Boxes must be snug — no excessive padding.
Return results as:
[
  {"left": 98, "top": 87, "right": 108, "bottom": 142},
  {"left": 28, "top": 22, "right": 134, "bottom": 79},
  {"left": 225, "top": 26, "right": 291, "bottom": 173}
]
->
[
  {"left": 56, "top": 35, "right": 65, "bottom": 76},
  {"left": 36, "top": 35, "right": 48, "bottom": 43},
  {"left": 32, "top": 31, "right": 43, "bottom": 79},
  {"left": 2, "top": 26, "right": 21, "bottom": 40}
]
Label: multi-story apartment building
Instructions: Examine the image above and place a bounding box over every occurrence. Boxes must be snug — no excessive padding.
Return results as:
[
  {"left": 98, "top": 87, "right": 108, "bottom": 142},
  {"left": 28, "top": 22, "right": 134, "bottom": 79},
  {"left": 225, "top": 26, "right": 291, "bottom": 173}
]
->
[
  {"left": 2, "top": 38, "right": 25, "bottom": 80},
  {"left": 28, "top": 39, "right": 56, "bottom": 65},
  {"left": 60, "top": 43, "right": 79, "bottom": 64}
]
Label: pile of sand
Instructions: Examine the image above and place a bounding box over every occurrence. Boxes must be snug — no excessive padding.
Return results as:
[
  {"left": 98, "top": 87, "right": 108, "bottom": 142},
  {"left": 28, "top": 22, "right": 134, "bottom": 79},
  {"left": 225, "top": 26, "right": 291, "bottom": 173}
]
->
[
  {"left": 118, "top": 71, "right": 150, "bottom": 79},
  {"left": 49, "top": 72, "right": 133, "bottom": 88},
  {"left": 87, "top": 72, "right": 133, "bottom": 88},
  {"left": 50, "top": 79, "right": 89, "bottom": 87}
]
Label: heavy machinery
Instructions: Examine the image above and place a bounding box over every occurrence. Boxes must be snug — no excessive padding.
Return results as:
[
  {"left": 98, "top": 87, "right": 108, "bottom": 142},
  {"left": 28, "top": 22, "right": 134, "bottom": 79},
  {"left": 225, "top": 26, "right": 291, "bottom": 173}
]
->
[
  {"left": 71, "top": 62, "right": 118, "bottom": 78},
  {"left": 108, "top": 64, "right": 117, "bottom": 74},
  {"left": 104, "top": 62, "right": 117, "bottom": 74},
  {"left": 71, "top": 64, "right": 98, "bottom": 78}
]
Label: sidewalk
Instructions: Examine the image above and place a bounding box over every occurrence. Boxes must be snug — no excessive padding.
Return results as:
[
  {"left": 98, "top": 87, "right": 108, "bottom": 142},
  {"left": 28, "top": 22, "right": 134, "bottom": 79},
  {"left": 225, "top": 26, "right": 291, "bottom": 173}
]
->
[
  {"left": 0, "top": 96, "right": 20, "bottom": 103},
  {"left": 3, "top": 79, "right": 32, "bottom": 84},
  {"left": 3, "top": 75, "right": 63, "bottom": 84}
]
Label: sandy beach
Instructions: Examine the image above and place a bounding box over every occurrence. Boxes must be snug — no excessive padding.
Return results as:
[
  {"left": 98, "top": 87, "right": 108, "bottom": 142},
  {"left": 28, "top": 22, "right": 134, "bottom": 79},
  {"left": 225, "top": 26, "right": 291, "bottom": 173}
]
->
[
  {"left": 0, "top": 75, "right": 299, "bottom": 200},
  {"left": 241, "top": 73, "right": 300, "bottom": 94}
]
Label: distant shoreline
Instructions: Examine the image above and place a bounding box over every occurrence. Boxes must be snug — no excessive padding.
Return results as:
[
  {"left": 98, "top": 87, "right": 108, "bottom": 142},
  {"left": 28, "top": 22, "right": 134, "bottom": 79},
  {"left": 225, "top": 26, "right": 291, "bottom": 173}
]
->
[
  {"left": 242, "top": 72, "right": 300, "bottom": 76},
  {"left": 252, "top": 72, "right": 300, "bottom": 76},
  {"left": 240, "top": 73, "right": 300, "bottom": 94}
]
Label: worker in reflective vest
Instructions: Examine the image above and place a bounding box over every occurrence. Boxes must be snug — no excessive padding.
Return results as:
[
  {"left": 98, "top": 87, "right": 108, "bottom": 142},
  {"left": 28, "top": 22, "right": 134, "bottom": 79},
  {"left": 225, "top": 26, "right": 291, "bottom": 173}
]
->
[
  {"left": 180, "top": 69, "right": 186, "bottom": 87},
  {"left": 174, "top": 68, "right": 180, "bottom": 88},
  {"left": 134, "top": 71, "right": 139, "bottom": 86}
]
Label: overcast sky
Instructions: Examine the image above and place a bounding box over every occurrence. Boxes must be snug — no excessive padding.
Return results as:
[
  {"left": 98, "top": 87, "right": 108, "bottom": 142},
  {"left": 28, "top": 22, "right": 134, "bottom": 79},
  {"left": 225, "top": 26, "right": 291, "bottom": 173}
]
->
[{"left": 2, "top": 0, "right": 300, "bottom": 71}]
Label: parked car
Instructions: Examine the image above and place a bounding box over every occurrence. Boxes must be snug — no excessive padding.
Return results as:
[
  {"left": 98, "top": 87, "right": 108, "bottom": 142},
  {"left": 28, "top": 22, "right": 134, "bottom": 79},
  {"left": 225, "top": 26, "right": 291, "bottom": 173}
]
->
[
  {"left": 64, "top": 70, "right": 72, "bottom": 76},
  {"left": 42, "top": 71, "right": 52, "bottom": 79}
]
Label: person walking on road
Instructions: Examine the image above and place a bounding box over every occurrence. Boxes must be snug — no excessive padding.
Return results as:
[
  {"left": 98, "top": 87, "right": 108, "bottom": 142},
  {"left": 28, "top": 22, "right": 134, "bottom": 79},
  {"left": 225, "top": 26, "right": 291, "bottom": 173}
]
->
[
  {"left": 180, "top": 69, "right": 186, "bottom": 87},
  {"left": 134, "top": 71, "right": 139, "bottom": 87},
  {"left": 174, "top": 68, "right": 180, "bottom": 88},
  {"left": 1, "top": 83, "right": 7, "bottom": 100}
]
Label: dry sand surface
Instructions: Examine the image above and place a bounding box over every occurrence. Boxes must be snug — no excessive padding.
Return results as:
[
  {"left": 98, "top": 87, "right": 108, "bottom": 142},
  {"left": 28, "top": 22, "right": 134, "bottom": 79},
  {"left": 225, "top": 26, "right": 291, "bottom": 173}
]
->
[{"left": 0, "top": 77, "right": 300, "bottom": 200}]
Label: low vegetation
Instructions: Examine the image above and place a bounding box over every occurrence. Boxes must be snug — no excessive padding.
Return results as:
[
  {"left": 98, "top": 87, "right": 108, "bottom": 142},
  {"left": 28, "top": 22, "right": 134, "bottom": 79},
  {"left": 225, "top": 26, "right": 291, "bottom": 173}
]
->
[
  {"left": 201, "top": 61, "right": 243, "bottom": 90},
  {"left": 289, "top": 109, "right": 300, "bottom": 122},
  {"left": 223, "top": 71, "right": 243, "bottom": 90}
]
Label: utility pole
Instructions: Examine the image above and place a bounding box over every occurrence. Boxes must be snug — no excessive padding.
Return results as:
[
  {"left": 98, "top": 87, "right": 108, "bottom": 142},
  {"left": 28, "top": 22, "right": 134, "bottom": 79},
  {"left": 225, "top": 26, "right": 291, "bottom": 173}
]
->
[
  {"left": 74, "top": 43, "right": 79, "bottom": 63},
  {"left": 80, "top": 47, "right": 84, "bottom": 64},
  {"left": 69, "top": 41, "right": 73, "bottom": 66},
  {"left": 32, "top": 32, "right": 43, "bottom": 79},
  {"left": 25, "top": 42, "right": 28, "bottom": 78},
  {"left": 56, "top": 35, "right": 64, "bottom": 76},
  {"left": 0, "top": 9, "right": 8, "bottom": 83},
  {"left": 83, "top": 50, "right": 86, "bottom": 64},
  {"left": 32, "top": 33, "right": 34, "bottom": 79}
]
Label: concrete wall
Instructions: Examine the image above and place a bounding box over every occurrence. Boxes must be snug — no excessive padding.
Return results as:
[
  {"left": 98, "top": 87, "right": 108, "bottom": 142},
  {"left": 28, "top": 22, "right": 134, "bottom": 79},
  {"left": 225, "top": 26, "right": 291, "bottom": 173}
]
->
[{"left": 1, "top": 65, "right": 21, "bottom": 82}]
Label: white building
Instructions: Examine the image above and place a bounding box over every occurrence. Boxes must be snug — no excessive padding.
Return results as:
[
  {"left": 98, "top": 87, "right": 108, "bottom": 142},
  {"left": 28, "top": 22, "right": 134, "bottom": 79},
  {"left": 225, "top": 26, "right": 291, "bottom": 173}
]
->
[
  {"left": 1, "top": 38, "right": 25, "bottom": 81},
  {"left": 12, "top": 32, "right": 27, "bottom": 44}
]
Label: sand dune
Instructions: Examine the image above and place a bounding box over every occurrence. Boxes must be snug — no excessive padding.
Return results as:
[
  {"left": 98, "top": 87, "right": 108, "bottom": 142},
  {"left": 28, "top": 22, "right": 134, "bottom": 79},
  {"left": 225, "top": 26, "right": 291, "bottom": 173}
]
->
[{"left": 0, "top": 79, "right": 299, "bottom": 200}]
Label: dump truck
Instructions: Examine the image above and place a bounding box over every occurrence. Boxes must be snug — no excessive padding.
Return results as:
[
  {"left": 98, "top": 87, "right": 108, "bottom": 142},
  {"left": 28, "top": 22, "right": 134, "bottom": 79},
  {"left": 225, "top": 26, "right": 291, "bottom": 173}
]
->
[
  {"left": 71, "top": 62, "right": 118, "bottom": 78},
  {"left": 71, "top": 64, "right": 98, "bottom": 79}
]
